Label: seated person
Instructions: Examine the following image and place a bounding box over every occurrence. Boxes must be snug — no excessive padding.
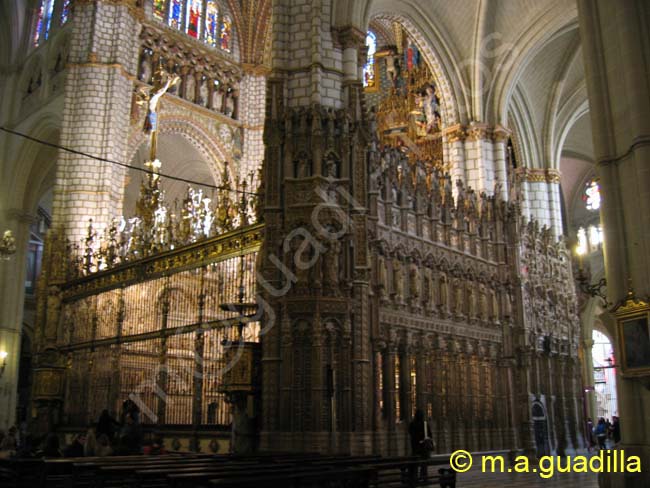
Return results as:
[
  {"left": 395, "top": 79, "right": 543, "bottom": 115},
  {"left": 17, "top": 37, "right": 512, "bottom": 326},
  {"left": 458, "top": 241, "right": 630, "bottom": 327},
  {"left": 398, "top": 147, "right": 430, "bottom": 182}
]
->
[{"left": 63, "top": 434, "right": 86, "bottom": 457}]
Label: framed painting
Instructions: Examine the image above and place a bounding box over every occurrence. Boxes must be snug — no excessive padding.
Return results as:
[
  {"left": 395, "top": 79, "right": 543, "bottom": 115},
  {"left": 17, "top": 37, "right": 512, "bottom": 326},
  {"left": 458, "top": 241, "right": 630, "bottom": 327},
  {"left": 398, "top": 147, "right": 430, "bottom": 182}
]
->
[{"left": 615, "top": 293, "right": 650, "bottom": 377}]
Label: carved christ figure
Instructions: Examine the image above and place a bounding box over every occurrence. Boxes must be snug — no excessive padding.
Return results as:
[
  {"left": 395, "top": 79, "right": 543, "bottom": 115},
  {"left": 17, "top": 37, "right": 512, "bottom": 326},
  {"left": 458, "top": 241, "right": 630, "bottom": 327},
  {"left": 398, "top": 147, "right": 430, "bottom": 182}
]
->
[{"left": 139, "top": 65, "right": 180, "bottom": 161}]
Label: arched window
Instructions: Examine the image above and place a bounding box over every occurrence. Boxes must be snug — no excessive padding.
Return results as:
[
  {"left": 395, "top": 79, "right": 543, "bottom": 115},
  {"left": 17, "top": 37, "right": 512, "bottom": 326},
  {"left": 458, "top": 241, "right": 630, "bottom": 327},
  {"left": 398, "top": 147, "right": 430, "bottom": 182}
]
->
[
  {"left": 577, "top": 224, "right": 604, "bottom": 255},
  {"left": 60, "top": 0, "right": 71, "bottom": 25},
  {"left": 584, "top": 179, "right": 601, "bottom": 211},
  {"left": 155, "top": 1, "right": 233, "bottom": 54},
  {"left": 220, "top": 14, "right": 232, "bottom": 52},
  {"left": 363, "top": 31, "right": 377, "bottom": 89},
  {"left": 168, "top": 0, "right": 183, "bottom": 30},
  {"left": 186, "top": 0, "right": 203, "bottom": 38},
  {"left": 205, "top": 1, "right": 219, "bottom": 47},
  {"left": 33, "top": 0, "right": 55, "bottom": 47}
]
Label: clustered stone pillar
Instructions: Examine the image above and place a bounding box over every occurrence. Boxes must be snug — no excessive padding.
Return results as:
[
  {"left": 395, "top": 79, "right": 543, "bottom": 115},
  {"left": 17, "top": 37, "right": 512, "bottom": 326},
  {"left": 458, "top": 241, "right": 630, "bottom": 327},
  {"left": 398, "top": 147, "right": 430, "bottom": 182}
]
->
[
  {"left": 517, "top": 168, "right": 562, "bottom": 238},
  {"left": 579, "top": 1, "right": 650, "bottom": 485},
  {"left": 442, "top": 123, "right": 511, "bottom": 199},
  {"left": 51, "top": 1, "right": 140, "bottom": 242}
]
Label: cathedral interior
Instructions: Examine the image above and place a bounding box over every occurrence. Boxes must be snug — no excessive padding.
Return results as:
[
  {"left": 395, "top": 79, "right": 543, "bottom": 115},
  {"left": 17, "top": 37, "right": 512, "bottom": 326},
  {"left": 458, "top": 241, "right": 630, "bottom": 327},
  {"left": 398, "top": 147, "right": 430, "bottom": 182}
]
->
[{"left": 0, "top": 0, "right": 649, "bottom": 487}]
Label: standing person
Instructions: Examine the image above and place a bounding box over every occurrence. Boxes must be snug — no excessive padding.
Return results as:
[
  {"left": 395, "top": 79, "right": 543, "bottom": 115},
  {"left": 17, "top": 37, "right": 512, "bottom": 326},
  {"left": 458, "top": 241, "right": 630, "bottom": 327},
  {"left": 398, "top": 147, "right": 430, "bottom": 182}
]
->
[
  {"left": 63, "top": 434, "right": 86, "bottom": 457},
  {"left": 408, "top": 409, "right": 433, "bottom": 481},
  {"left": 586, "top": 418, "right": 595, "bottom": 451},
  {"left": 595, "top": 417, "right": 607, "bottom": 450},
  {"left": 612, "top": 416, "right": 621, "bottom": 444},
  {"left": 118, "top": 413, "right": 142, "bottom": 455},
  {"left": 84, "top": 425, "right": 97, "bottom": 457},
  {"left": 97, "top": 410, "right": 118, "bottom": 442}
]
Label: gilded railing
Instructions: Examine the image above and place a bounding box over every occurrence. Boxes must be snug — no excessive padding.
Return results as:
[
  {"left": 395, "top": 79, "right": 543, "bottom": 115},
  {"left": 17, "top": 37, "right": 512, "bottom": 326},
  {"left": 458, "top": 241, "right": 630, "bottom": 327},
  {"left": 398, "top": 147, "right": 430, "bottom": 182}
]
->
[{"left": 53, "top": 223, "right": 263, "bottom": 428}]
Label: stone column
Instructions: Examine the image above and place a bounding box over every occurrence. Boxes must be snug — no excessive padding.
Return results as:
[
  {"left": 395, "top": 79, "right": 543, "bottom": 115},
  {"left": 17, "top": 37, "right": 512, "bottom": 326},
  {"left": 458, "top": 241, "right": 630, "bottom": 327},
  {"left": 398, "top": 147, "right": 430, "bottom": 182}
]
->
[
  {"left": 385, "top": 340, "right": 398, "bottom": 454},
  {"left": 238, "top": 69, "right": 267, "bottom": 179},
  {"left": 443, "top": 125, "right": 467, "bottom": 195},
  {"left": 51, "top": 1, "right": 140, "bottom": 242},
  {"left": 492, "top": 126, "right": 510, "bottom": 201},
  {"left": 464, "top": 123, "right": 496, "bottom": 195},
  {"left": 0, "top": 211, "right": 34, "bottom": 431},
  {"left": 579, "top": 1, "right": 650, "bottom": 485}
]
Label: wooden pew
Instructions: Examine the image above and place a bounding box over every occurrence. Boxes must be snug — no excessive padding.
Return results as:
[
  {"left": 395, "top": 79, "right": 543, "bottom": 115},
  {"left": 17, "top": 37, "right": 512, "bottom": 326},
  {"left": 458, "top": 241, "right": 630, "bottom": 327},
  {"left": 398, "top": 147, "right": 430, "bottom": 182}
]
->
[
  {"left": 207, "top": 466, "right": 375, "bottom": 488},
  {"left": 363, "top": 456, "right": 453, "bottom": 487}
]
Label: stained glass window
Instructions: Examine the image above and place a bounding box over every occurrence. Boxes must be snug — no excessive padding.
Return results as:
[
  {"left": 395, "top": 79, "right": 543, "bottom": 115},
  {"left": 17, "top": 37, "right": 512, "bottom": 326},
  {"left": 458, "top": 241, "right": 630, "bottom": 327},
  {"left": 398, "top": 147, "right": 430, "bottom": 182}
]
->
[
  {"left": 220, "top": 15, "right": 232, "bottom": 52},
  {"left": 186, "top": 0, "right": 202, "bottom": 39},
  {"left": 153, "top": 0, "right": 166, "bottom": 22},
  {"left": 33, "top": 0, "right": 56, "bottom": 46},
  {"left": 168, "top": 0, "right": 182, "bottom": 30},
  {"left": 584, "top": 179, "right": 601, "bottom": 211},
  {"left": 43, "top": 0, "right": 55, "bottom": 40},
  {"left": 33, "top": 3, "right": 44, "bottom": 46},
  {"left": 61, "top": 0, "right": 71, "bottom": 25},
  {"left": 205, "top": 1, "right": 219, "bottom": 47},
  {"left": 363, "top": 32, "right": 376, "bottom": 88},
  {"left": 405, "top": 40, "right": 420, "bottom": 70}
]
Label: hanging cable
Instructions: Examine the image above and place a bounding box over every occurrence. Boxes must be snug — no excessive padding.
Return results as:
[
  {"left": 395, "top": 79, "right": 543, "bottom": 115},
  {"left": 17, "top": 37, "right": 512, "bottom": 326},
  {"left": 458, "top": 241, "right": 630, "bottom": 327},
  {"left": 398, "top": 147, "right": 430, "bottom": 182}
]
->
[{"left": 0, "top": 126, "right": 258, "bottom": 196}]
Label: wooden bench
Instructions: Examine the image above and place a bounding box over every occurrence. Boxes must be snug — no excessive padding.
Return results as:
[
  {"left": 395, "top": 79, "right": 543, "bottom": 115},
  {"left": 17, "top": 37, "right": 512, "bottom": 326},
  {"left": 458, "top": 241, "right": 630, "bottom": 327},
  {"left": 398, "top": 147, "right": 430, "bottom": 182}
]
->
[
  {"left": 207, "top": 466, "right": 375, "bottom": 488},
  {"left": 363, "top": 456, "right": 454, "bottom": 487}
]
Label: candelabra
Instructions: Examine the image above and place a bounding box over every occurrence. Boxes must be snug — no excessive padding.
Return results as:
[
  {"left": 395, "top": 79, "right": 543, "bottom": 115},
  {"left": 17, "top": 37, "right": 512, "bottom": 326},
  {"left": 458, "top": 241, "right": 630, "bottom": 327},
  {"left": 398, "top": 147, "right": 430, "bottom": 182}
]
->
[
  {"left": 575, "top": 246, "right": 607, "bottom": 301},
  {"left": 64, "top": 164, "right": 261, "bottom": 278}
]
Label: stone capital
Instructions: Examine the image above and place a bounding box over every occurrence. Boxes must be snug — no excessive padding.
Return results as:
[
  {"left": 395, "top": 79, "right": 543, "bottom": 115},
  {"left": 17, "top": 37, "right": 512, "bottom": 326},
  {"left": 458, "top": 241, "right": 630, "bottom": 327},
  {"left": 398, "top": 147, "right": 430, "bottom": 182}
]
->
[
  {"left": 5, "top": 208, "right": 37, "bottom": 225},
  {"left": 516, "top": 167, "right": 561, "bottom": 184},
  {"left": 492, "top": 125, "right": 511, "bottom": 143},
  {"left": 332, "top": 26, "right": 366, "bottom": 51},
  {"left": 241, "top": 64, "right": 272, "bottom": 77},
  {"left": 466, "top": 122, "right": 491, "bottom": 142},
  {"left": 443, "top": 124, "right": 466, "bottom": 143}
]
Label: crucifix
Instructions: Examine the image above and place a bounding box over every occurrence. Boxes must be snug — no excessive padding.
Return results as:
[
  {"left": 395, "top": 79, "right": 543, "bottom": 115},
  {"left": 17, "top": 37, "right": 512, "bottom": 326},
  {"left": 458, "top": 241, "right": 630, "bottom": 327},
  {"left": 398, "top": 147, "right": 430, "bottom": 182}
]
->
[{"left": 137, "top": 63, "right": 180, "bottom": 165}]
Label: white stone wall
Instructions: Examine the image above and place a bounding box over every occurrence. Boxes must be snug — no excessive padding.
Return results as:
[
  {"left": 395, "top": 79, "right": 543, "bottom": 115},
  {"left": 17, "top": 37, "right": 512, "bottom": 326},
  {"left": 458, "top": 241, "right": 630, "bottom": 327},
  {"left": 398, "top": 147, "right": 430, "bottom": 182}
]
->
[
  {"left": 273, "top": 0, "right": 344, "bottom": 108},
  {"left": 548, "top": 181, "right": 562, "bottom": 238},
  {"left": 493, "top": 140, "right": 508, "bottom": 200},
  {"left": 52, "top": 2, "right": 140, "bottom": 242},
  {"left": 526, "top": 181, "right": 552, "bottom": 229},
  {"left": 239, "top": 73, "right": 267, "bottom": 179},
  {"left": 464, "top": 137, "right": 496, "bottom": 194}
]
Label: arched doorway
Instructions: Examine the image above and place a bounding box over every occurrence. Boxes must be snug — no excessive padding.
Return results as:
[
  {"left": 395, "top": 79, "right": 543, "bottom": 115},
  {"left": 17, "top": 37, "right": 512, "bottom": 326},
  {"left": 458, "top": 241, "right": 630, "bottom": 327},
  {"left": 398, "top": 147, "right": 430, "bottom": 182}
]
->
[
  {"left": 532, "top": 400, "right": 550, "bottom": 457},
  {"left": 592, "top": 329, "right": 617, "bottom": 421}
]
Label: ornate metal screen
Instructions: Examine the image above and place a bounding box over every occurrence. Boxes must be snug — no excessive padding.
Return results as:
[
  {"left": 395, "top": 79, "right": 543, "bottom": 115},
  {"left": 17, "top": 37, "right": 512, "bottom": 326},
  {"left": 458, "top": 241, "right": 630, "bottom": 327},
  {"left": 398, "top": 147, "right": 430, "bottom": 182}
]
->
[{"left": 57, "top": 224, "right": 262, "bottom": 428}]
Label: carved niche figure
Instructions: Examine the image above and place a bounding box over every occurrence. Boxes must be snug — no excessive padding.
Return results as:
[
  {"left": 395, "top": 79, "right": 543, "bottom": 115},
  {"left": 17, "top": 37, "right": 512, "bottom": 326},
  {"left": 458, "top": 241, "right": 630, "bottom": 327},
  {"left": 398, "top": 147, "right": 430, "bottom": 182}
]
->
[
  {"left": 422, "top": 268, "right": 431, "bottom": 308},
  {"left": 198, "top": 77, "right": 208, "bottom": 107},
  {"left": 428, "top": 270, "right": 439, "bottom": 311},
  {"left": 185, "top": 73, "right": 196, "bottom": 103},
  {"left": 489, "top": 287, "right": 499, "bottom": 321},
  {"left": 211, "top": 84, "right": 223, "bottom": 112},
  {"left": 377, "top": 255, "right": 388, "bottom": 299},
  {"left": 454, "top": 278, "right": 464, "bottom": 316},
  {"left": 467, "top": 283, "right": 477, "bottom": 319},
  {"left": 478, "top": 284, "right": 488, "bottom": 321},
  {"left": 409, "top": 264, "right": 420, "bottom": 300},
  {"left": 322, "top": 239, "right": 341, "bottom": 290},
  {"left": 324, "top": 156, "right": 338, "bottom": 178},
  {"left": 294, "top": 153, "right": 311, "bottom": 178},
  {"left": 138, "top": 53, "right": 152, "bottom": 83},
  {"left": 393, "top": 260, "right": 404, "bottom": 301},
  {"left": 224, "top": 88, "right": 235, "bottom": 117},
  {"left": 439, "top": 273, "right": 449, "bottom": 313}
]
